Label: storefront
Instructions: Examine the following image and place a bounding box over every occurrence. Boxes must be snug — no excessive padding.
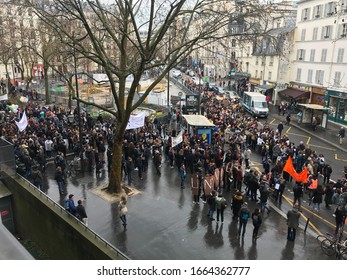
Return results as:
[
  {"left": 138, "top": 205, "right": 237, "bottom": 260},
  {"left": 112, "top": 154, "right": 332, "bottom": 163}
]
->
[
  {"left": 326, "top": 89, "right": 347, "bottom": 125},
  {"left": 248, "top": 78, "right": 261, "bottom": 92},
  {"left": 311, "top": 87, "right": 326, "bottom": 106},
  {"left": 254, "top": 83, "right": 275, "bottom": 102}
]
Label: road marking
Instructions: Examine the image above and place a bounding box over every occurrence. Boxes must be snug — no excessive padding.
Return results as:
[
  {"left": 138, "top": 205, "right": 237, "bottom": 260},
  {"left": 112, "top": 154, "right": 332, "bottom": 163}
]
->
[
  {"left": 283, "top": 194, "right": 347, "bottom": 235},
  {"left": 270, "top": 118, "right": 275, "bottom": 124},
  {"left": 285, "top": 127, "right": 291, "bottom": 134},
  {"left": 335, "top": 154, "right": 347, "bottom": 162},
  {"left": 287, "top": 132, "right": 309, "bottom": 138},
  {"left": 309, "top": 144, "right": 336, "bottom": 151},
  {"left": 306, "top": 137, "right": 311, "bottom": 145}
]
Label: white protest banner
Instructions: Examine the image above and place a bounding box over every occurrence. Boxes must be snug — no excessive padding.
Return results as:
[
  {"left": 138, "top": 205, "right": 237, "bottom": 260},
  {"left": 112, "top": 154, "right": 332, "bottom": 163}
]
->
[
  {"left": 15, "top": 111, "right": 28, "bottom": 132},
  {"left": 171, "top": 130, "right": 183, "bottom": 147},
  {"left": 0, "top": 93, "right": 8, "bottom": 101},
  {"left": 126, "top": 112, "right": 146, "bottom": 130}
]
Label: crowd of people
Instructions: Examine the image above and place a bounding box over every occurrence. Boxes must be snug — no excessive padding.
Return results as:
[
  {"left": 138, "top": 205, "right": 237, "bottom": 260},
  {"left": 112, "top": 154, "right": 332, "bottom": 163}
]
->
[{"left": 1, "top": 80, "right": 347, "bottom": 240}]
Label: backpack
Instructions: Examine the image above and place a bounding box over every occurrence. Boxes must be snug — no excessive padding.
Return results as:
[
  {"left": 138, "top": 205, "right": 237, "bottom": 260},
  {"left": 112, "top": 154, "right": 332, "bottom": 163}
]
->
[
  {"left": 241, "top": 211, "right": 249, "bottom": 221},
  {"left": 64, "top": 199, "right": 70, "bottom": 211}
]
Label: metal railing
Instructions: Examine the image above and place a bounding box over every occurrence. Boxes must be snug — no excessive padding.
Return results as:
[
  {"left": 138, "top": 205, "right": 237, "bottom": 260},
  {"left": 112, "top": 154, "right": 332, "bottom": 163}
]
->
[{"left": 16, "top": 174, "right": 130, "bottom": 260}]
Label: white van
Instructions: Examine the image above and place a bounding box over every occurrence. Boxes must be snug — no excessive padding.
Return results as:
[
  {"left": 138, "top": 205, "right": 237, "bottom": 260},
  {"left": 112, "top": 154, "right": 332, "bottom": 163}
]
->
[{"left": 242, "top": 91, "right": 269, "bottom": 118}]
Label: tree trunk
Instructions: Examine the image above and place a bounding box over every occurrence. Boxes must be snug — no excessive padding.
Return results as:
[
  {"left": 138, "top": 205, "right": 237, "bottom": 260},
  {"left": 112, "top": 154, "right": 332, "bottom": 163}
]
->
[
  {"left": 108, "top": 131, "right": 124, "bottom": 193},
  {"left": 44, "top": 67, "right": 50, "bottom": 104}
]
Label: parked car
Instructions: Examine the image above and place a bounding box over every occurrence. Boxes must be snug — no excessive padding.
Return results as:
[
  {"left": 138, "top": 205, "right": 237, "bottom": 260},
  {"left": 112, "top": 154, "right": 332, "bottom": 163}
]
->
[
  {"left": 187, "top": 70, "right": 196, "bottom": 77},
  {"left": 226, "top": 90, "right": 239, "bottom": 100},
  {"left": 170, "top": 69, "right": 182, "bottom": 78},
  {"left": 212, "top": 86, "right": 224, "bottom": 95}
]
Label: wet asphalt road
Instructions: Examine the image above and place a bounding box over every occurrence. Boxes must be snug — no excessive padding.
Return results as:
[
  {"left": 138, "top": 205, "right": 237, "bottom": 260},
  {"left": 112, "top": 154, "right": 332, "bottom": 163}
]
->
[{"left": 41, "top": 155, "right": 334, "bottom": 260}]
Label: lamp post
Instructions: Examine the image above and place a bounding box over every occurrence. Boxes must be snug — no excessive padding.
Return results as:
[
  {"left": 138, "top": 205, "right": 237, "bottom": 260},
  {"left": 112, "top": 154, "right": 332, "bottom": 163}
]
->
[{"left": 72, "top": 37, "right": 84, "bottom": 172}]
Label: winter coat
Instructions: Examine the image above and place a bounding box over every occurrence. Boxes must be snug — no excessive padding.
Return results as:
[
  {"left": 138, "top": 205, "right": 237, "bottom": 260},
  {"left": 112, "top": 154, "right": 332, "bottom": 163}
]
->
[
  {"left": 215, "top": 196, "right": 227, "bottom": 210},
  {"left": 191, "top": 173, "right": 200, "bottom": 196},
  {"left": 312, "top": 188, "right": 324, "bottom": 204},
  {"left": 286, "top": 209, "right": 300, "bottom": 229}
]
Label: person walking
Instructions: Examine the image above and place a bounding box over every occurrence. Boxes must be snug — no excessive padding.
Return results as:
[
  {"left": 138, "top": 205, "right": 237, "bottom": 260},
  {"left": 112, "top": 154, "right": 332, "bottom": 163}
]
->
[
  {"left": 32, "top": 164, "right": 44, "bottom": 191},
  {"left": 191, "top": 168, "right": 202, "bottom": 204},
  {"left": 293, "top": 183, "right": 303, "bottom": 212},
  {"left": 324, "top": 184, "right": 334, "bottom": 209},
  {"left": 179, "top": 163, "right": 187, "bottom": 189},
  {"left": 259, "top": 181, "right": 271, "bottom": 214},
  {"left": 322, "top": 164, "right": 332, "bottom": 185},
  {"left": 65, "top": 194, "right": 77, "bottom": 216},
  {"left": 275, "top": 176, "right": 286, "bottom": 204},
  {"left": 334, "top": 205, "right": 345, "bottom": 237},
  {"left": 118, "top": 195, "right": 128, "bottom": 230},
  {"left": 312, "top": 184, "right": 324, "bottom": 212},
  {"left": 251, "top": 208, "right": 262, "bottom": 240},
  {"left": 215, "top": 192, "right": 227, "bottom": 223},
  {"left": 312, "top": 117, "right": 317, "bottom": 131},
  {"left": 55, "top": 166, "right": 65, "bottom": 195},
  {"left": 339, "top": 127, "right": 345, "bottom": 145},
  {"left": 231, "top": 191, "right": 244, "bottom": 220},
  {"left": 76, "top": 200, "right": 88, "bottom": 226},
  {"left": 206, "top": 190, "right": 217, "bottom": 221},
  {"left": 126, "top": 157, "right": 134, "bottom": 185},
  {"left": 244, "top": 146, "right": 251, "bottom": 169},
  {"left": 297, "top": 111, "right": 303, "bottom": 125},
  {"left": 277, "top": 122, "right": 284, "bottom": 137},
  {"left": 286, "top": 205, "right": 301, "bottom": 241},
  {"left": 238, "top": 202, "right": 250, "bottom": 238},
  {"left": 285, "top": 114, "right": 291, "bottom": 126}
]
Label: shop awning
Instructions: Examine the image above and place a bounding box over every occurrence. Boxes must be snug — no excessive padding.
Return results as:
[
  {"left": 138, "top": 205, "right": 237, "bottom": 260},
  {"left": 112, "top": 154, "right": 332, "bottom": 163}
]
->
[
  {"left": 278, "top": 88, "right": 309, "bottom": 100},
  {"left": 298, "top": 103, "right": 325, "bottom": 110},
  {"left": 256, "top": 84, "right": 274, "bottom": 90},
  {"left": 183, "top": 115, "right": 215, "bottom": 127}
]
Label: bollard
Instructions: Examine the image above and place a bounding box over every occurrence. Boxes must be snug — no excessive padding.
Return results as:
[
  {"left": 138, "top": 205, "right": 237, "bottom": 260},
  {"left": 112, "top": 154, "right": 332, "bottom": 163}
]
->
[{"left": 304, "top": 218, "right": 310, "bottom": 233}]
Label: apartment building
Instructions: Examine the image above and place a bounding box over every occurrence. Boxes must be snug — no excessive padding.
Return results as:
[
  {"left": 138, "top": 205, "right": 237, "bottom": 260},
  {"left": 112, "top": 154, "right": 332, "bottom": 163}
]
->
[{"left": 290, "top": 0, "right": 347, "bottom": 124}]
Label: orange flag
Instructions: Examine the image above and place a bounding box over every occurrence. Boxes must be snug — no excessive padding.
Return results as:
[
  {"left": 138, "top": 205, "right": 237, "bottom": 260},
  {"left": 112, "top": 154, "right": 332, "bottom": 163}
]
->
[{"left": 283, "top": 156, "right": 308, "bottom": 183}]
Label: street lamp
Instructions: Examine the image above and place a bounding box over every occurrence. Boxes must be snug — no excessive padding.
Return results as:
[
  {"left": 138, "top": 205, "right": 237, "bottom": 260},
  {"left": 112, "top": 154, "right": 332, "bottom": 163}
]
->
[
  {"left": 72, "top": 36, "right": 84, "bottom": 172},
  {"left": 178, "top": 91, "right": 183, "bottom": 112}
]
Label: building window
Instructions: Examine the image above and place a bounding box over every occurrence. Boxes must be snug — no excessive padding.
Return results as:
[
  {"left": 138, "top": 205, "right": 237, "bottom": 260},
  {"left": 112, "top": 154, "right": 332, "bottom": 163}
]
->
[
  {"left": 256, "top": 59, "right": 259, "bottom": 65},
  {"left": 301, "top": 29, "right": 306, "bottom": 41},
  {"left": 301, "top": 8, "right": 310, "bottom": 21},
  {"left": 269, "top": 56, "right": 274, "bottom": 66},
  {"left": 231, "top": 51, "right": 236, "bottom": 59},
  {"left": 255, "top": 70, "right": 258, "bottom": 78},
  {"left": 337, "top": 48, "right": 345, "bottom": 63},
  {"left": 313, "top": 5, "right": 323, "bottom": 18},
  {"left": 321, "top": 25, "right": 332, "bottom": 39},
  {"left": 28, "top": 8, "right": 32, "bottom": 16},
  {"left": 321, "top": 49, "right": 327, "bottom": 62},
  {"left": 334, "top": 72, "right": 341, "bottom": 86},
  {"left": 307, "top": 69, "right": 313, "bottom": 83},
  {"left": 310, "top": 49, "right": 315, "bottom": 62},
  {"left": 315, "top": 70, "right": 324, "bottom": 84},
  {"left": 261, "top": 57, "right": 266, "bottom": 66},
  {"left": 29, "top": 20, "right": 34, "bottom": 28},
  {"left": 231, "top": 39, "right": 236, "bottom": 47},
  {"left": 312, "top": 27, "right": 318, "bottom": 40},
  {"left": 339, "top": 23, "right": 347, "bottom": 38},
  {"left": 325, "top": 2, "right": 335, "bottom": 16},
  {"left": 19, "top": 20, "right": 23, "bottom": 28},
  {"left": 297, "top": 49, "right": 306, "bottom": 61},
  {"left": 342, "top": 1, "right": 347, "bottom": 13},
  {"left": 296, "top": 68, "right": 302, "bottom": 81},
  {"left": 268, "top": 71, "right": 272, "bottom": 81}
]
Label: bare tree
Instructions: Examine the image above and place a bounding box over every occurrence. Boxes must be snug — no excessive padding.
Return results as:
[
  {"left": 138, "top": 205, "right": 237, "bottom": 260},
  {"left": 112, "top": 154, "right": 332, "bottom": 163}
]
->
[{"left": 26, "top": 0, "right": 273, "bottom": 194}]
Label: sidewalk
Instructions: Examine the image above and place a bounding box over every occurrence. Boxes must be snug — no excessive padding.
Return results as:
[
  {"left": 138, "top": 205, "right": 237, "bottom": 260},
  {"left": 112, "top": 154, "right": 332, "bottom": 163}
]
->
[{"left": 268, "top": 105, "right": 347, "bottom": 154}]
